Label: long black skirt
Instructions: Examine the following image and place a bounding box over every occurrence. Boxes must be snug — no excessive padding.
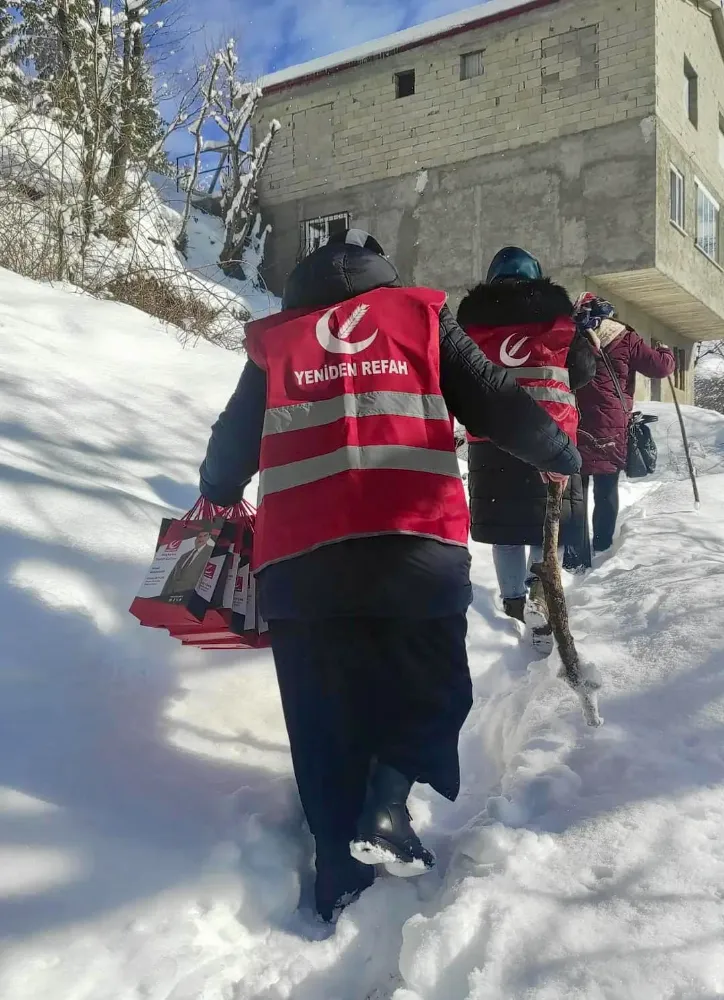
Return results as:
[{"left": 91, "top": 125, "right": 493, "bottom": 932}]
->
[{"left": 269, "top": 615, "right": 472, "bottom": 852}]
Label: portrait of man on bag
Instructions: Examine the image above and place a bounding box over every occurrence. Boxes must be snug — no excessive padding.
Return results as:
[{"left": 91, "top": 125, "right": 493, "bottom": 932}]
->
[{"left": 160, "top": 527, "right": 213, "bottom": 600}]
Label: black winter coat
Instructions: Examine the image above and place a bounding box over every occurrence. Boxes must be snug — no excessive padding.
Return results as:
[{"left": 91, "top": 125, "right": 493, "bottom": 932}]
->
[
  {"left": 200, "top": 245, "right": 581, "bottom": 619},
  {"left": 457, "top": 280, "right": 596, "bottom": 547}
]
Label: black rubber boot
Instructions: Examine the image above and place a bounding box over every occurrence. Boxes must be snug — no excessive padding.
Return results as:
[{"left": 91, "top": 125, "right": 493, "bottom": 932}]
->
[
  {"left": 350, "top": 763, "right": 435, "bottom": 877},
  {"left": 314, "top": 844, "right": 375, "bottom": 923},
  {"left": 503, "top": 597, "right": 526, "bottom": 623}
]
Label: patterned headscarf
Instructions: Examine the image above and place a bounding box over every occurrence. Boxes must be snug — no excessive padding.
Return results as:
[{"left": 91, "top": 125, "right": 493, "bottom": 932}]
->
[{"left": 573, "top": 292, "right": 616, "bottom": 335}]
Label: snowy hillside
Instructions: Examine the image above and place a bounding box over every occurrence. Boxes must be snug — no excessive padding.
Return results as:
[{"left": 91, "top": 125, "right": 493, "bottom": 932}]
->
[
  {"left": 1, "top": 269, "right": 724, "bottom": 1000},
  {"left": 695, "top": 352, "right": 724, "bottom": 416},
  {"left": 0, "top": 102, "right": 280, "bottom": 341}
]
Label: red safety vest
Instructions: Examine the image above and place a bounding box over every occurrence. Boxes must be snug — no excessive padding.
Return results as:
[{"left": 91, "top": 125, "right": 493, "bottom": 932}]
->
[
  {"left": 244, "top": 286, "right": 470, "bottom": 572},
  {"left": 464, "top": 317, "right": 578, "bottom": 443}
]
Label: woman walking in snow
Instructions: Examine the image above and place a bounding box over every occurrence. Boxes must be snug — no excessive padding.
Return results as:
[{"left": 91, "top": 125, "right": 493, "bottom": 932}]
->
[
  {"left": 458, "top": 247, "right": 597, "bottom": 653},
  {"left": 565, "top": 293, "right": 675, "bottom": 570},
  {"left": 199, "top": 231, "right": 580, "bottom": 923}
]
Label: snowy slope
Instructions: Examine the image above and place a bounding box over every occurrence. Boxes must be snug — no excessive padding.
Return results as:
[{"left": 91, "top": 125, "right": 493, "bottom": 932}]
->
[
  {"left": 0, "top": 101, "right": 280, "bottom": 332},
  {"left": 1, "top": 271, "right": 723, "bottom": 1000}
]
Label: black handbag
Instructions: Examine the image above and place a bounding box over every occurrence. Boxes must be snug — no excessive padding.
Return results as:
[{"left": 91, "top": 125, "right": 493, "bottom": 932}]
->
[{"left": 600, "top": 350, "right": 658, "bottom": 479}]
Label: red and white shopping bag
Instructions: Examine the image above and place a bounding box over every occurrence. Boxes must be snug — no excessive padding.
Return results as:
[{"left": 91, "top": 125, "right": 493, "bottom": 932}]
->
[
  {"left": 129, "top": 501, "right": 229, "bottom": 630},
  {"left": 131, "top": 499, "right": 270, "bottom": 651}
]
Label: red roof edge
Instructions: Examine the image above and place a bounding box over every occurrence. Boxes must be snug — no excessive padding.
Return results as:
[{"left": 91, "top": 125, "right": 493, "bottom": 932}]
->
[{"left": 264, "top": 0, "right": 560, "bottom": 96}]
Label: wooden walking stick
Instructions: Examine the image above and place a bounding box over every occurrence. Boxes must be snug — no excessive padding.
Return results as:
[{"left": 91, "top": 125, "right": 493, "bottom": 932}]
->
[
  {"left": 534, "top": 481, "right": 603, "bottom": 728},
  {"left": 667, "top": 374, "right": 700, "bottom": 510}
]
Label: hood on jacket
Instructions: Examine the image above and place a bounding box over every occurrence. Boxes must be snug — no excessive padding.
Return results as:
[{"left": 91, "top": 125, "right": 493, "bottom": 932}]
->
[
  {"left": 596, "top": 318, "right": 627, "bottom": 351},
  {"left": 486, "top": 246, "right": 543, "bottom": 284},
  {"left": 282, "top": 236, "right": 402, "bottom": 311},
  {"left": 457, "top": 279, "right": 573, "bottom": 330}
]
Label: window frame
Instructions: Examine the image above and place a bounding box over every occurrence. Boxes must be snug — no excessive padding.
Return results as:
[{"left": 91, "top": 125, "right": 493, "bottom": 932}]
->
[
  {"left": 675, "top": 347, "right": 687, "bottom": 392},
  {"left": 695, "top": 178, "right": 720, "bottom": 264},
  {"left": 299, "top": 212, "right": 351, "bottom": 259},
  {"left": 460, "top": 50, "right": 485, "bottom": 81},
  {"left": 669, "top": 164, "right": 685, "bottom": 232},
  {"left": 394, "top": 69, "right": 416, "bottom": 99},
  {"left": 684, "top": 57, "right": 698, "bottom": 128}
]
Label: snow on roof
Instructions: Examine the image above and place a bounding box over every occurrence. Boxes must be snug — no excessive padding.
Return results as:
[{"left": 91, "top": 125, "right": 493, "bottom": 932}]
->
[{"left": 260, "top": 0, "right": 552, "bottom": 92}]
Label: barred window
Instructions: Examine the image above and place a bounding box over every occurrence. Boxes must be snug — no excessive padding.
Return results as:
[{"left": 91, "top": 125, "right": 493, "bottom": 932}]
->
[{"left": 299, "top": 213, "right": 350, "bottom": 258}]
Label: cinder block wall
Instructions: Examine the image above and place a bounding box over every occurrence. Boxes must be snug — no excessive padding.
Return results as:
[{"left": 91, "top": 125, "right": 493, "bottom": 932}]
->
[{"left": 257, "top": 0, "right": 656, "bottom": 207}]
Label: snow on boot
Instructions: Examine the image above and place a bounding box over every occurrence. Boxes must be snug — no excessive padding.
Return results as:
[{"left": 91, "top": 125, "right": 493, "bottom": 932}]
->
[
  {"left": 503, "top": 596, "right": 526, "bottom": 623},
  {"left": 350, "top": 764, "right": 435, "bottom": 877},
  {"left": 524, "top": 578, "right": 549, "bottom": 630},
  {"left": 314, "top": 845, "right": 375, "bottom": 923},
  {"left": 530, "top": 621, "right": 554, "bottom": 657}
]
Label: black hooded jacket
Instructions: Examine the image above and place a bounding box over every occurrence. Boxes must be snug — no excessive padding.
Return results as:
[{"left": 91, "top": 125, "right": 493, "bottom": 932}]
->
[
  {"left": 200, "top": 244, "right": 581, "bottom": 619},
  {"left": 457, "top": 279, "right": 596, "bottom": 547}
]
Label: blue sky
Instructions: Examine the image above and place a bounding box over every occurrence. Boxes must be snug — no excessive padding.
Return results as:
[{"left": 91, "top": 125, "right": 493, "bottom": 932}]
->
[
  {"left": 204, "top": 0, "right": 484, "bottom": 76},
  {"left": 164, "top": 0, "right": 482, "bottom": 161}
]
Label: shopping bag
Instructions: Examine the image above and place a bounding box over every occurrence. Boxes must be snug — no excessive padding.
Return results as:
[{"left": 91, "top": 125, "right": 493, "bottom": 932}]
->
[
  {"left": 131, "top": 498, "right": 270, "bottom": 651},
  {"left": 168, "top": 518, "right": 246, "bottom": 643},
  {"left": 170, "top": 507, "right": 268, "bottom": 649},
  {"left": 130, "top": 502, "right": 228, "bottom": 629}
]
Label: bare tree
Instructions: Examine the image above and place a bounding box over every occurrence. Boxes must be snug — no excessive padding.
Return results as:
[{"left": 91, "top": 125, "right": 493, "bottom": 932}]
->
[
  {"left": 206, "top": 39, "right": 280, "bottom": 275},
  {"left": 695, "top": 341, "right": 724, "bottom": 414},
  {"left": 174, "top": 54, "right": 221, "bottom": 252}
]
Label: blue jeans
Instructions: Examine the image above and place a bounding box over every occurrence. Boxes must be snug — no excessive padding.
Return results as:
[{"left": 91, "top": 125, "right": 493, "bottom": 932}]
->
[{"left": 492, "top": 544, "right": 562, "bottom": 600}]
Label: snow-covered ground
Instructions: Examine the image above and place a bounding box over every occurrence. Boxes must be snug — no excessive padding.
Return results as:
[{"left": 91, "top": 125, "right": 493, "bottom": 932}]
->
[{"left": 1, "top": 269, "right": 723, "bottom": 1000}]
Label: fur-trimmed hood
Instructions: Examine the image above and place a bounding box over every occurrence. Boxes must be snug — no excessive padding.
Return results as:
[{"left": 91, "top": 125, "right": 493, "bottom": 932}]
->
[{"left": 457, "top": 279, "right": 574, "bottom": 330}]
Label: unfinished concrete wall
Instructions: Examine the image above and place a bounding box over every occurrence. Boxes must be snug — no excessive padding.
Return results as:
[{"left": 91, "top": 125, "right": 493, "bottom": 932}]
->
[{"left": 260, "top": 115, "right": 657, "bottom": 309}]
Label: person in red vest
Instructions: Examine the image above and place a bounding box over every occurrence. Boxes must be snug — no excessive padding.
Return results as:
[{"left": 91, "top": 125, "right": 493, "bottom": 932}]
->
[
  {"left": 458, "top": 247, "right": 597, "bottom": 653},
  {"left": 199, "top": 230, "right": 580, "bottom": 922}
]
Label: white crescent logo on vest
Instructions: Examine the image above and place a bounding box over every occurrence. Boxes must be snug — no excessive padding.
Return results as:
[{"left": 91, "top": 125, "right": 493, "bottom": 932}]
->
[
  {"left": 315, "top": 304, "right": 378, "bottom": 355},
  {"left": 500, "top": 334, "right": 531, "bottom": 367}
]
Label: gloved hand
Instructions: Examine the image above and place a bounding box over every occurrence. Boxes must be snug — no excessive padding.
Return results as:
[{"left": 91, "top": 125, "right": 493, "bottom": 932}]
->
[{"left": 540, "top": 471, "right": 569, "bottom": 486}]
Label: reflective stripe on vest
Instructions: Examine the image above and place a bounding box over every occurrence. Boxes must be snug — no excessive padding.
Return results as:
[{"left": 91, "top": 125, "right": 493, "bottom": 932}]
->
[
  {"left": 259, "top": 443, "right": 461, "bottom": 500},
  {"left": 244, "top": 286, "right": 470, "bottom": 571},
  {"left": 524, "top": 386, "right": 576, "bottom": 406},
  {"left": 263, "top": 390, "right": 450, "bottom": 437},
  {"left": 462, "top": 316, "right": 579, "bottom": 446},
  {"left": 511, "top": 367, "right": 570, "bottom": 386}
]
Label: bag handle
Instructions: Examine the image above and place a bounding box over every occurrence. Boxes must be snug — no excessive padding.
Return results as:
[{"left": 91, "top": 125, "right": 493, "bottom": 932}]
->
[
  {"left": 599, "top": 349, "right": 632, "bottom": 418},
  {"left": 182, "top": 497, "right": 256, "bottom": 523}
]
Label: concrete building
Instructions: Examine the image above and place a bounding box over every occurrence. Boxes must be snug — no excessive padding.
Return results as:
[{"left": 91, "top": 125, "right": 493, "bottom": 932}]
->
[{"left": 256, "top": 0, "right": 724, "bottom": 402}]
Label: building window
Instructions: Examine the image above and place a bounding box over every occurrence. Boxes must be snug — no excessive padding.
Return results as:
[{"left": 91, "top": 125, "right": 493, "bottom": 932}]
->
[
  {"left": 695, "top": 180, "right": 720, "bottom": 262},
  {"left": 300, "top": 212, "right": 350, "bottom": 258},
  {"left": 684, "top": 57, "right": 698, "bottom": 127},
  {"left": 675, "top": 347, "right": 687, "bottom": 391},
  {"left": 461, "top": 50, "right": 485, "bottom": 81},
  {"left": 670, "top": 166, "right": 685, "bottom": 230},
  {"left": 395, "top": 70, "right": 415, "bottom": 99}
]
